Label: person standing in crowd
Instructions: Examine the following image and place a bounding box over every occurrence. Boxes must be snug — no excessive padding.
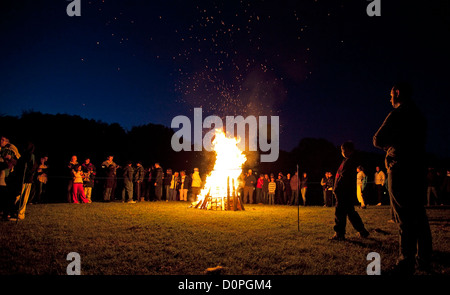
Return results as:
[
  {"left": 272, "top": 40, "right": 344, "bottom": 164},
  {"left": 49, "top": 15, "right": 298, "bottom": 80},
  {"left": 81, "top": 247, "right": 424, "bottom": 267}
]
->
[
  {"left": 300, "top": 172, "right": 308, "bottom": 206},
  {"left": 243, "top": 169, "right": 256, "bottom": 204},
  {"left": 15, "top": 142, "right": 36, "bottom": 220},
  {"left": 289, "top": 172, "right": 299, "bottom": 206},
  {"left": 103, "top": 163, "right": 116, "bottom": 202},
  {"left": 321, "top": 172, "right": 334, "bottom": 207},
  {"left": 153, "top": 163, "right": 164, "bottom": 201},
  {"left": 178, "top": 170, "right": 189, "bottom": 201},
  {"left": 284, "top": 173, "right": 292, "bottom": 206},
  {"left": 81, "top": 158, "right": 96, "bottom": 203},
  {"left": 33, "top": 156, "right": 48, "bottom": 204},
  {"left": 72, "top": 165, "right": 89, "bottom": 204},
  {"left": 145, "top": 165, "right": 154, "bottom": 201},
  {"left": 330, "top": 142, "right": 370, "bottom": 241},
  {"left": 169, "top": 171, "right": 179, "bottom": 201},
  {"left": 373, "top": 82, "right": 432, "bottom": 274},
  {"left": 256, "top": 174, "right": 264, "bottom": 204},
  {"left": 164, "top": 169, "right": 172, "bottom": 201},
  {"left": 134, "top": 162, "right": 145, "bottom": 201},
  {"left": 374, "top": 166, "right": 386, "bottom": 206},
  {"left": 356, "top": 166, "right": 367, "bottom": 209},
  {"left": 426, "top": 167, "right": 442, "bottom": 206},
  {"left": 276, "top": 173, "right": 285, "bottom": 204},
  {"left": 121, "top": 161, "right": 135, "bottom": 203},
  {"left": 191, "top": 168, "right": 202, "bottom": 202},
  {"left": 262, "top": 174, "right": 269, "bottom": 204},
  {"left": 0, "top": 135, "right": 21, "bottom": 221},
  {"left": 268, "top": 176, "right": 276, "bottom": 205},
  {"left": 101, "top": 156, "right": 118, "bottom": 202},
  {"left": 67, "top": 155, "right": 78, "bottom": 203}
]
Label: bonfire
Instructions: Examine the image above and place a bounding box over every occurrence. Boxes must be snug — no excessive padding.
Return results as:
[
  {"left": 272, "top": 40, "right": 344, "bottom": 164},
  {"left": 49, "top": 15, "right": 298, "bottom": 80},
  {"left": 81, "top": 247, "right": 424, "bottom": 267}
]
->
[{"left": 192, "top": 129, "right": 247, "bottom": 210}]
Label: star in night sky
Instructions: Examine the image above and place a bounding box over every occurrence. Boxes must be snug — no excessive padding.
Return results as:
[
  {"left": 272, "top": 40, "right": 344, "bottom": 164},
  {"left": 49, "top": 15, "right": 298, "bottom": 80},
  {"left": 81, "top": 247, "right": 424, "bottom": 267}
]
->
[{"left": 0, "top": 0, "right": 449, "bottom": 158}]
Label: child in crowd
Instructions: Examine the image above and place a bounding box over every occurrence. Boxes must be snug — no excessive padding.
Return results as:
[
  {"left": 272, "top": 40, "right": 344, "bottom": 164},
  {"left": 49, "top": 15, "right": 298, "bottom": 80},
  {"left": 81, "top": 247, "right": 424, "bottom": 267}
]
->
[
  {"left": 268, "top": 177, "right": 276, "bottom": 205},
  {"left": 72, "top": 165, "right": 89, "bottom": 204}
]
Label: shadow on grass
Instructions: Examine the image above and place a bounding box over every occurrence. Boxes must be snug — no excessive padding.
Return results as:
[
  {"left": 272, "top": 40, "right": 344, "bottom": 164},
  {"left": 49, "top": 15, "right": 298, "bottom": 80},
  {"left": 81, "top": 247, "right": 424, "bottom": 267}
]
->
[
  {"left": 433, "top": 251, "right": 450, "bottom": 270},
  {"left": 341, "top": 237, "right": 383, "bottom": 248},
  {"left": 329, "top": 227, "right": 397, "bottom": 249},
  {"left": 429, "top": 219, "right": 450, "bottom": 223}
]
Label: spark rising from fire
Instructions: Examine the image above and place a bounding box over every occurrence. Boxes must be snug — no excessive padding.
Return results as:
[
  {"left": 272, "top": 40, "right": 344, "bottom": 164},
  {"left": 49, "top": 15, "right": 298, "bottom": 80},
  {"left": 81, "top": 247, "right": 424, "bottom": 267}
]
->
[{"left": 194, "top": 129, "right": 247, "bottom": 209}]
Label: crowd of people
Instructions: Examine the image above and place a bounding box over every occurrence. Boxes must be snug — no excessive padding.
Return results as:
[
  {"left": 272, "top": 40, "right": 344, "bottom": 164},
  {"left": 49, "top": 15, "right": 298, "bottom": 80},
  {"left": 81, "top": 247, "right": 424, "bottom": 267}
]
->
[
  {"left": 65, "top": 157, "right": 318, "bottom": 207},
  {"left": 62, "top": 154, "right": 205, "bottom": 205},
  {"left": 1, "top": 132, "right": 450, "bottom": 222},
  {"left": 60, "top": 156, "right": 403, "bottom": 209}
]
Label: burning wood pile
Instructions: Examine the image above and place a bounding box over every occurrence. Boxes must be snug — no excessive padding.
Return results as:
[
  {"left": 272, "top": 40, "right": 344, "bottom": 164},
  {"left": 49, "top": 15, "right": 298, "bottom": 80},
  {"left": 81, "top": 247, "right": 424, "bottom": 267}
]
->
[
  {"left": 193, "top": 175, "right": 245, "bottom": 211},
  {"left": 191, "top": 130, "right": 247, "bottom": 211}
]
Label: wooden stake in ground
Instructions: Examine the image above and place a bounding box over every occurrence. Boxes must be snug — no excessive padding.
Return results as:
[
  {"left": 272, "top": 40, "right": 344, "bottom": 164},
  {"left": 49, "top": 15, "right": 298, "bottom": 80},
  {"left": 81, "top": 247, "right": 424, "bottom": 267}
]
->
[{"left": 297, "top": 164, "right": 300, "bottom": 232}]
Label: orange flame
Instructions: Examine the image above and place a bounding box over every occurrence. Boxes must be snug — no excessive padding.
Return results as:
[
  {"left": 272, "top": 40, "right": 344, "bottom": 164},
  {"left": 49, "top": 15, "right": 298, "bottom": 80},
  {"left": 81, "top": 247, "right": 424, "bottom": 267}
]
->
[{"left": 194, "top": 129, "right": 247, "bottom": 208}]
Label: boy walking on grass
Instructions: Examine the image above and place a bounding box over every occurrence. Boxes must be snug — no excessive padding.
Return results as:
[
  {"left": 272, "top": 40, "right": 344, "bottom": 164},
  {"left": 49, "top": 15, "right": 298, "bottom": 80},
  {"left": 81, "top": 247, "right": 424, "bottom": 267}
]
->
[{"left": 330, "top": 142, "right": 370, "bottom": 241}]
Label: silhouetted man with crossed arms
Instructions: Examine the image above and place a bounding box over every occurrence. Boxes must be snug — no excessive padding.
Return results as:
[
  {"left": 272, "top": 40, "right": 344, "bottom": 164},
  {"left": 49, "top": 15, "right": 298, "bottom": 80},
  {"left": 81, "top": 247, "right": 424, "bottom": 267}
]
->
[{"left": 373, "top": 82, "right": 432, "bottom": 274}]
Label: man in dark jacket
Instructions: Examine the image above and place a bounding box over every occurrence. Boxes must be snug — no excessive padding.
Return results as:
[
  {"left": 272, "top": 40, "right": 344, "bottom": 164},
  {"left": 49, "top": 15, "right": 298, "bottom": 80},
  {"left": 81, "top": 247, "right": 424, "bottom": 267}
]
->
[
  {"left": 103, "top": 164, "right": 116, "bottom": 202},
  {"left": 262, "top": 174, "right": 269, "bottom": 204},
  {"left": 121, "top": 161, "right": 135, "bottom": 203},
  {"left": 321, "top": 172, "right": 334, "bottom": 207},
  {"left": 243, "top": 169, "right": 256, "bottom": 204},
  {"left": 134, "top": 162, "right": 145, "bottom": 201},
  {"left": 373, "top": 82, "right": 432, "bottom": 274},
  {"left": 289, "top": 172, "right": 299, "bottom": 206},
  {"left": 163, "top": 169, "right": 172, "bottom": 201},
  {"left": 283, "top": 173, "right": 292, "bottom": 205},
  {"left": 330, "top": 142, "right": 369, "bottom": 241},
  {"left": 153, "top": 163, "right": 164, "bottom": 201}
]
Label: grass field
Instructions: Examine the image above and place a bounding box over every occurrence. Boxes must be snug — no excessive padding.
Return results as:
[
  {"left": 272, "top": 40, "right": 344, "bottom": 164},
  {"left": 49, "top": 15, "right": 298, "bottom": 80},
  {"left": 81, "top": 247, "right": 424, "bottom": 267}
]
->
[{"left": 1, "top": 201, "right": 450, "bottom": 275}]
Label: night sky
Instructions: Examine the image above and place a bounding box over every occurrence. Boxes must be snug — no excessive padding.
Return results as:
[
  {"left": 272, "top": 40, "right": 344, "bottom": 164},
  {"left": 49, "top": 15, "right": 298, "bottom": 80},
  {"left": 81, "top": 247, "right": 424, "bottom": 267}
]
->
[{"left": 1, "top": 0, "right": 449, "bottom": 158}]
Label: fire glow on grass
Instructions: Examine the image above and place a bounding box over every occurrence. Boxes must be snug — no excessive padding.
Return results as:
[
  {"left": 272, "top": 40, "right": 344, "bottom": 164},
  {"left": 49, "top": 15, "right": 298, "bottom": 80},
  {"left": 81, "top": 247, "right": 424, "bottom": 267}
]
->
[{"left": 193, "top": 129, "right": 247, "bottom": 209}]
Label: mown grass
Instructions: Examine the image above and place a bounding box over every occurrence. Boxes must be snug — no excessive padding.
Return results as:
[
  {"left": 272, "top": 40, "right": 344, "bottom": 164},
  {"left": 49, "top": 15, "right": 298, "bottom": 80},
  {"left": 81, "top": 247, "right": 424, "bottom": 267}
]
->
[{"left": 1, "top": 201, "right": 449, "bottom": 275}]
